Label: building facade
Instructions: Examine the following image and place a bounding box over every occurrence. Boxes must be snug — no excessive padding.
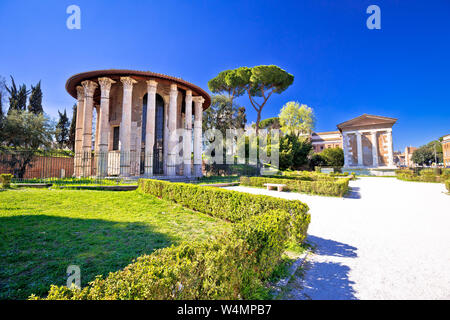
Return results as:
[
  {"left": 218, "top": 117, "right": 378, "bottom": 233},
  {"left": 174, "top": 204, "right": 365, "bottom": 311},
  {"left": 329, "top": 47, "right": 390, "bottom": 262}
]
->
[
  {"left": 310, "top": 131, "right": 343, "bottom": 153},
  {"left": 67, "top": 70, "right": 211, "bottom": 178},
  {"left": 443, "top": 134, "right": 450, "bottom": 167},
  {"left": 404, "top": 146, "right": 418, "bottom": 167},
  {"left": 337, "top": 114, "right": 397, "bottom": 169}
]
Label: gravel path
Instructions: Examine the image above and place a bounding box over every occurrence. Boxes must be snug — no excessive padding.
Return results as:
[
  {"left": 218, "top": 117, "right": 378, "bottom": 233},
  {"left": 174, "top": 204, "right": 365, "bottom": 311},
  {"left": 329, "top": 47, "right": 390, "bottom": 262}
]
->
[{"left": 224, "top": 178, "right": 450, "bottom": 299}]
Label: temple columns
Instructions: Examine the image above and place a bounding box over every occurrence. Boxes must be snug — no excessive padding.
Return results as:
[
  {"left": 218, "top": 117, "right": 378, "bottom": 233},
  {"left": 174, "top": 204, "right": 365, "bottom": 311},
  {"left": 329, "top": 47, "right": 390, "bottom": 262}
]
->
[
  {"left": 97, "top": 77, "right": 115, "bottom": 176},
  {"left": 119, "top": 77, "right": 137, "bottom": 176},
  {"left": 81, "top": 80, "right": 98, "bottom": 177},
  {"left": 386, "top": 128, "right": 394, "bottom": 167},
  {"left": 167, "top": 84, "right": 178, "bottom": 176},
  {"left": 356, "top": 132, "right": 363, "bottom": 167},
  {"left": 74, "top": 86, "right": 85, "bottom": 177},
  {"left": 371, "top": 131, "right": 379, "bottom": 167},
  {"left": 145, "top": 80, "right": 158, "bottom": 176},
  {"left": 184, "top": 90, "right": 193, "bottom": 177},
  {"left": 193, "top": 96, "right": 204, "bottom": 177}
]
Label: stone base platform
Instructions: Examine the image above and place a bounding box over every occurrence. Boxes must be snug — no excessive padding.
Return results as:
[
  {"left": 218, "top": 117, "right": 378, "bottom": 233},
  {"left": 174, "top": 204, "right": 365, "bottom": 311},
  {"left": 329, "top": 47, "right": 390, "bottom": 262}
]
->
[{"left": 342, "top": 167, "right": 397, "bottom": 176}]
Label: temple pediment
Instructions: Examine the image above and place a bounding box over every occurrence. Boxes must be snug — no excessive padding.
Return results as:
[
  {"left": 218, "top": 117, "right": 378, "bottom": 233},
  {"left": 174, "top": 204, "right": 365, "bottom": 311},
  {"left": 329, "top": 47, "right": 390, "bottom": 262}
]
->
[{"left": 337, "top": 114, "right": 397, "bottom": 132}]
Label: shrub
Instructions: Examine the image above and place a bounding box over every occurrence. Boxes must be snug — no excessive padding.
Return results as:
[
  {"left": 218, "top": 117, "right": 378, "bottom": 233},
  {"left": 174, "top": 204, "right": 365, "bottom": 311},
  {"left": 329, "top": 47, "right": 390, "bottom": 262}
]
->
[
  {"left": 34, "top": 210, "right": 294, "bottom": 300},
  {"left": 0, "top": 174, "right": 13, "bottom": 188},
  {"left": 33, "top": 181, "right": 311, "bottom": 300},
  {"left": 396, "top": 168, "right": 442, "bottom": 183},
  {"left": 446, "top": 180, "right": 450, "bottom": 193},
  {"left": 241, "top": 176, "right": 349, "bottom": 197},
  {"left": 138, "top": 179, "right": 311, "bottom": 243},
  {"left": 441, "top": 169, "right": 450, "bottom": 180}
]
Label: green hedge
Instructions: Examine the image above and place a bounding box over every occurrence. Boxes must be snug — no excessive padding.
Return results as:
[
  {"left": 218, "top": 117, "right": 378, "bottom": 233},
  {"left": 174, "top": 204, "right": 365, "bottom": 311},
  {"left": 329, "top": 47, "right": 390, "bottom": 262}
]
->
[
  {"left": 34, "top": 210, "right": 294, "bottom": 300},
  {"left": 446, "top": 180, "right": 450, "bottom": 193},
  {"left": 34, "top": 181, "right": 310, "bottom": 300},
  {"left": 396, "top": 169, "right": 446, "bottom": 183},
  {"left": 0, "top": 174, "right": 13, "bottom": 188},
  {"left": 240, "top": 176, "right": 349, "bottom": 197},
  {"left": 138, "top": 179, "right": 310, "bottom": 243}
]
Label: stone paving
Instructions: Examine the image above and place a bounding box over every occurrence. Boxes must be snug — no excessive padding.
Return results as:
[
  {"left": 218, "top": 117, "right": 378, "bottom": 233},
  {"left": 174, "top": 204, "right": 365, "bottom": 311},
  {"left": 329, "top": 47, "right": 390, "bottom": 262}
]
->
[{"left": 225, "top": 177, "right": 450, "bottom": 299}]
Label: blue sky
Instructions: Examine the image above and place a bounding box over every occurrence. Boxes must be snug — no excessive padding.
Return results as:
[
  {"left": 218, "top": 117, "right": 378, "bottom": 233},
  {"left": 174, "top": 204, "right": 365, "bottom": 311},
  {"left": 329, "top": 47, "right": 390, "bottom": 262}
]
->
[{"left": 0, "top": 0, "right": 449, "bottom": 150}]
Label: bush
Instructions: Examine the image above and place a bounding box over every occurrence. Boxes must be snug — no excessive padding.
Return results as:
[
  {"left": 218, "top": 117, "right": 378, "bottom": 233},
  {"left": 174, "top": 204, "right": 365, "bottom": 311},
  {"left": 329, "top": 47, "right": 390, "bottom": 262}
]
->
[
  {"left": 446, "top": 180, "right": 450, "bottom": 193},
  {"left": 0, "top": 174, "right": 13, "bottom": 188},
  {"left": 34, "top": 210, "right": 294, "bottom": 300},
  {"left": 138, "top": 179, "right": 310, "bottom": 243},
  {"left": 396, "top": 168, "right": 442, "bottom": 183},
  {"left": 33, "top": 181, "right": 311, "bottom": 300},
  {"left": 441, "top": 169, "right": 450, "bottom": 180},
  {"left": 241, "top": 176, "right": 349, "bottom": 197}
]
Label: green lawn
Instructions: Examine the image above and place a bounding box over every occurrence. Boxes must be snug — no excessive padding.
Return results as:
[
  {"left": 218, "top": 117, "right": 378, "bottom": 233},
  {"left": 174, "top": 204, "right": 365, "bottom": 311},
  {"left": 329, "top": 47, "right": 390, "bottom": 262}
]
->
[{"left": 0, "top": 189, "right": 229, "bottom": 299}]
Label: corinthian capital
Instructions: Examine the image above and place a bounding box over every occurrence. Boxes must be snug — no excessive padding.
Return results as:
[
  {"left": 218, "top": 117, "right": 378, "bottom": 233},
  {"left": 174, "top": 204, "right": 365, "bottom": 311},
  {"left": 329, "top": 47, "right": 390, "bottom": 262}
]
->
[
  {"left": 98, "top": 77, "right": 116, "bottom": 98},
  {"left": 146, "top": 80, "right": 158, "bottom": 93},
  {"left": 81, "top": 80, "right": 98, "bottom": 98},
  {"left": 76, "top": 86, "right": 85, "bottom": 101},
  {"left": 193, "top": 96, "right": 205, "bottom": 105},
  {"left": 120, "top": 77, "right": 138, "bottom": 90}
]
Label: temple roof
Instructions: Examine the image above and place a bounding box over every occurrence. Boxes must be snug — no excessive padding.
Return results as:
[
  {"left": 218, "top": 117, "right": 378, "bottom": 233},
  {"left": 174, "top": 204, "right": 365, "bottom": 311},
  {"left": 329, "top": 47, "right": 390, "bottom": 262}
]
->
[
  {"left": 66, "top": 69, "right": 211, "bottom": 109},
  {"left": 337, "top": 114, "right": 397, "bottom": 132}
]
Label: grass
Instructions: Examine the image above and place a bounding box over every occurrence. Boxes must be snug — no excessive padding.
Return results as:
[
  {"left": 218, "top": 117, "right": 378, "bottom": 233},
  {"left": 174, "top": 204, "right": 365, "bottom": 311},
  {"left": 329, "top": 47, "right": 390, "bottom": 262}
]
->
[{"left": 0, "top": 189, "right": 230, "bottom": 299}]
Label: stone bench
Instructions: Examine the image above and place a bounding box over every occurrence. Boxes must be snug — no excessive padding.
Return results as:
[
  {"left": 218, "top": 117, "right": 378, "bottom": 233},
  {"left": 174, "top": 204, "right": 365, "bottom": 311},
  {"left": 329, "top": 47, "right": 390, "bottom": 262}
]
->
[{"left": 264, "top": 183, "right": 286, "bottom": 192}]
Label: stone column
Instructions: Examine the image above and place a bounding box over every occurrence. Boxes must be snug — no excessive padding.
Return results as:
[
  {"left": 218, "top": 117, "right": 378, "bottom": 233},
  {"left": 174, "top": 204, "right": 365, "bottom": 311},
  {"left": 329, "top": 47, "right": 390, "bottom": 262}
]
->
[
  {"left": 81, "top": 80, "right": 98, "bottom": 177},
  {"left": 145, "top": 80, "right": 158, "bottom": 176},
  {"left": 193, "top": 96, "right": 205, "bottom": 177},
  {"left": 94, "top": 105, "right": 100, "bottom": 152},
  {"left": 119, "top": 77, "right": 137, "bottom": 176},
  {"left": 386, "top": 129, "right": 394, "bottom": 167},
  {"left": 184, "top": 90, "right": 193, "bottom": 177},
  {"left": 167, "top": 84, "right": 178, "bottom": 176},
  {"left": 356, "top": 131, "right": 363, "bottom": 167},
  {"left": 371, "top": 130, "right": 379, "bottom": 168},
  {"left": 74, "top": 86, "right": 85, "bottom": 177},
  {"left": 342, "top": 133, "right": 349, "bottom": 167},
  {"left": 97, "top": 77, "right": 116, "bottom": 177}
]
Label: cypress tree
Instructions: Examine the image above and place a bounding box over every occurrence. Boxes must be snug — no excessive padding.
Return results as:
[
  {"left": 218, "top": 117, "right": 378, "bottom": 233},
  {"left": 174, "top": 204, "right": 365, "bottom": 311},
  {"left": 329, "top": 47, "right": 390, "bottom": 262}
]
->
[
  {"left": 56, "top": 109, "right": 70, "bottom": 149},
  {"left": 28, "top": 81, "right": 43, "bottom": 114},
  {"left": 6, "top": 76, "right": 29, "bottom": 113},
  {"left": 68, "top": 104, "right": 77, "bottom": 151}
]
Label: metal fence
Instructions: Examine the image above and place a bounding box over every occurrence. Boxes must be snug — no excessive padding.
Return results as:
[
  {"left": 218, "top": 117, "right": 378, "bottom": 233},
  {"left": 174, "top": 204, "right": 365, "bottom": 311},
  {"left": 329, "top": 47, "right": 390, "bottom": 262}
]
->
[
  {"left": 0, "top": 150, "right": 264, "bottom": 184},
  {"left": 0, "top": 150, "right": 143, "bottom": 182}
]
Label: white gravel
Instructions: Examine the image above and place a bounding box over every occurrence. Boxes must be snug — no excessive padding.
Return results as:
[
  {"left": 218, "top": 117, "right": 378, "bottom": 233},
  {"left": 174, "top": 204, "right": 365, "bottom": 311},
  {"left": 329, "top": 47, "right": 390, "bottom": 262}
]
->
[{"left": 224, "top": 178, "right": 450, "bottom": 300}]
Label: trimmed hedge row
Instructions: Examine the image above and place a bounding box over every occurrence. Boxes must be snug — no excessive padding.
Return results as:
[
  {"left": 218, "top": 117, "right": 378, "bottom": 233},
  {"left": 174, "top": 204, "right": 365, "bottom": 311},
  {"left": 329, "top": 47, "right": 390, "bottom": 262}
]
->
[
  {"left": 240, "top": 176, "right": 350, "bottom": 197},
  {"left": 396, "top": 169, "right": 449, "bottom": 183},
  {"left": 35, "top": 181, "right": 310, "bottom": 300},
  {"left": 138, "top": 179, "right": 310, "bottom": 243},
  {"left": 0, "top": 174, "right": 12, "bottom": 188}
]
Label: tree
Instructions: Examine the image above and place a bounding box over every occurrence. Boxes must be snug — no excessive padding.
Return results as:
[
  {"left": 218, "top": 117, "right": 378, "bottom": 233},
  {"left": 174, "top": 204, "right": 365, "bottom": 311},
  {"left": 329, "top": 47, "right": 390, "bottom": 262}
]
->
[
  {"left": 246, "top": 65, "right": 294, "bottom": 139},
  {"left": 279, "top": 101, "right": 315, "bottom": 137},
  {"left": 209, "top": 65, "right": 294, "bottom": 137},
  {"left": 279, "top": 134, "right": 312, "bottom": 170},
  {"left": 203, "top": 95, "right": 247, "bottom": 136},
  {"left": 208, "top": 69, "right": 249, "bottom": 104},
  {"left": 412, "top": 140, "right": 443, "bottom": 166},
  {"left": 320, "top": 147, "right": 344, "bottom": 167},
  {"left": 28, "top": 81, "right": 43, "bottom": 114},
  {"left": 0, "top": 110, "right": 53, "bottom": 178},
  {"left": 68, "top": 104, "right": 77, "bottom": 151},
  {"left": 0, "top": 76, "right": 6, "bottom": 121},
  {"left": 6, "top": 76, "right": 29, "bottom": 113},
  {"left": 55, "top": 109, "right": 70, "bottom": 149},
  {"left": 258, "top": 117, "right": 280, "bottom": 129}
]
